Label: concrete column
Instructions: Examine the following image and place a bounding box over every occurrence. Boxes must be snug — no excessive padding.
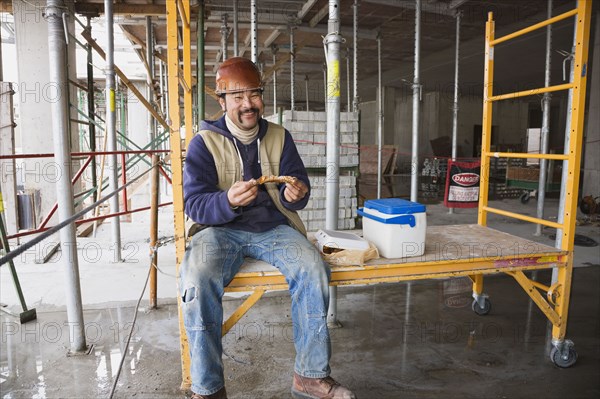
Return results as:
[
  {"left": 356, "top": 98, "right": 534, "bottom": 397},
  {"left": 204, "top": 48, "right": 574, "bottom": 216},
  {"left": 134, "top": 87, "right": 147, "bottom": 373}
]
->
[{"left": 11, "top": 0, "right": 79, "bottom": 227}]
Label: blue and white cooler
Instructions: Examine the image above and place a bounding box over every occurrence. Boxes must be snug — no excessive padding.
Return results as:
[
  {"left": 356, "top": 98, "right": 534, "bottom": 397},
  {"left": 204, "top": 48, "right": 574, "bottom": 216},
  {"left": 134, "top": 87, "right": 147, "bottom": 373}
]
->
[{"left": 357, "top": 198, "right": 427, "bottom": 258}]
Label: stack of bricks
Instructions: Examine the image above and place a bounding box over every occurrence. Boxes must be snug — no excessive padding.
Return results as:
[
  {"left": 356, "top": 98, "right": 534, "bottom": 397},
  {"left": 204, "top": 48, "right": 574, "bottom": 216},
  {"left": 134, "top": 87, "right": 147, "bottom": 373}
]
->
[{"left": 265, "top": 110, "right": 359, "bottom": 231}]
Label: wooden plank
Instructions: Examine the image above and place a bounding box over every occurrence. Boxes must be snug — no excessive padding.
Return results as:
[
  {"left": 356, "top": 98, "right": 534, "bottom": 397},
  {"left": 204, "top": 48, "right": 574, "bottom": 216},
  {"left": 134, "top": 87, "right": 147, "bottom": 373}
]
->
[{"left": 232, "top": 225, "right": 564, "bottom": 275}]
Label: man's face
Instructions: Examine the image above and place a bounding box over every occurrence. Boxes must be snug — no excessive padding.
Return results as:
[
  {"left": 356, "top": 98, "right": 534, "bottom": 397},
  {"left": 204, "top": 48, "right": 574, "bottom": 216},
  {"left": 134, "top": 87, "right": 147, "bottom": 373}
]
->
[{"left": 219, "top": 89, "right": 264, "bottom": 130}]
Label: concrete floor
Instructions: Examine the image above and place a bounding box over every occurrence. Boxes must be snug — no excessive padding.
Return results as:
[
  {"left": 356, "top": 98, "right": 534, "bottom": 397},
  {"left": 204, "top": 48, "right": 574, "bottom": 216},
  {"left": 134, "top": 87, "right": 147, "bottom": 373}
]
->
[{"left": 1, "top": 195, "right": 599, "bottom": 398}]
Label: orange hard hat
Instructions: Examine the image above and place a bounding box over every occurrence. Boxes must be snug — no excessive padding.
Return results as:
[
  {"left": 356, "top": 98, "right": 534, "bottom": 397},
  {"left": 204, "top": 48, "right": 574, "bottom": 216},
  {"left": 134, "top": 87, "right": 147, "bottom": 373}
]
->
[{"left": 215, "top": 57, "right": 262, "bottom": 95}]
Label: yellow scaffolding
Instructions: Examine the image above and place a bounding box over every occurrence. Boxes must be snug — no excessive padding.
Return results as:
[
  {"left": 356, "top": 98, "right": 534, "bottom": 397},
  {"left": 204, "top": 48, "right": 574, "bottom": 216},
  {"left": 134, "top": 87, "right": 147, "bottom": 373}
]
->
[{"left": 167, "top": 0, "right": 592, "bottom": 389}]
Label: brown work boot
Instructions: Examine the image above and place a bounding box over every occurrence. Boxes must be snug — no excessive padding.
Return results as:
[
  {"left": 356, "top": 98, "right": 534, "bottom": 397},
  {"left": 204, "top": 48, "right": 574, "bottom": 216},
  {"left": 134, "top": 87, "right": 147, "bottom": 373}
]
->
[
  {"left": 190, "top": 387, "right": 227, "bottom": 399},
  {"left": 291, "top": 373, "right": 356, "bottom": 399}
]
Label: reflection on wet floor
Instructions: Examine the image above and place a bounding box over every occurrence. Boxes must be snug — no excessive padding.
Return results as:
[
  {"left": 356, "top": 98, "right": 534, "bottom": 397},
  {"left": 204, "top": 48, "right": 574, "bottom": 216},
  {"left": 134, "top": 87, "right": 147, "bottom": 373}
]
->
[{"left": 2, "top": 267, "right": 599, "bottom": 398}]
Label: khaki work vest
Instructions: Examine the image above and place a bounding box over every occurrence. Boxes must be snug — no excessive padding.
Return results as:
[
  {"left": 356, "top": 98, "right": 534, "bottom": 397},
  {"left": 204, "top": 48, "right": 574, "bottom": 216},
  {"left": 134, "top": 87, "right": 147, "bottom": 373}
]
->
[{"left": 186, "top": 122, "right": 307, "bottom": 237}]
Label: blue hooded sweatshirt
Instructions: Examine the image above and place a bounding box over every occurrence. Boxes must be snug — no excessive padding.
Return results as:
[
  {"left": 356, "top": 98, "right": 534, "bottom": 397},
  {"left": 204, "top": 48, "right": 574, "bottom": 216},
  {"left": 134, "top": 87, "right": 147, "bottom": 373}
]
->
[{"left": 183, "top": 116, "right": 310, "bottom": 233}]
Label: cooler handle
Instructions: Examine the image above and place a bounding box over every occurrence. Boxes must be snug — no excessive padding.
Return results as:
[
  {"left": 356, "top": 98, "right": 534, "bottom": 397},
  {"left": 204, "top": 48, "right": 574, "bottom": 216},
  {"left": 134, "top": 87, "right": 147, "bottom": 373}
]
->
[{"left": 357, "top": 208, "right": 416, "bottom": 227}]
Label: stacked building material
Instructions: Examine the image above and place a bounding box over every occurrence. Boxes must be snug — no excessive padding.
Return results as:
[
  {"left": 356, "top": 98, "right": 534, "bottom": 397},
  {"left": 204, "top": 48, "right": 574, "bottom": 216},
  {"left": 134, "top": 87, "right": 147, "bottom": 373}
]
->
[{"left": 265, "top": 110, "right": 359, "bottom": 231}]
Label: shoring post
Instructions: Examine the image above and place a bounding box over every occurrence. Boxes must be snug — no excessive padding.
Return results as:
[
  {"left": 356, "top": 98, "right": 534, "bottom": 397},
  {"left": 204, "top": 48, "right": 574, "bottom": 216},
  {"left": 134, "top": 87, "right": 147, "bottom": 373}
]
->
[
  {"left": 233, "top": 0, "right": 239, "bottom": 57},
  {"left": 377, "top": 32, "right": 383, "bottom": 199},
  {"left": 221, "top": 13, "right": 228, "bottom": 62},
  {"left": 251, "top": 0, "right": 258, "bottom": 63},
  {"left": 86, "top": 17, "right": 98, "bottom": 201},
  {"left": 272, "top": 47, "right": 278, "bottom": 114},
  {"left": 324, "top": 0, "right": 343, "bottom": 327},
  {"left": 46, "top": 0, "right": 87, "bottom": 352},
  {"left": 352, "top": 0, "right": 359, "bottom": 111},
  {"left": 346, "top": 48, "right": 350, "bottom": 112},
  {"left": 146, "top": 17, "right": 156, "bottom": 144},
  {"left": 197, "top": 2, "right": 205, "bottom": 122},
  {"left": 535, "top": 0, "right": 553, "bottom": 236},
  {"left": 105, "top": 0, "right": 122, "bottom": 261},
  {"left": 183, "top": 0, "right": 193, "bottom": 148},
  {"left": 449, "top": 11, "right": 461, "bottom": 214},
  {"left": 410, "top": 0, "right": 422, "bottom": 203},
  {"left": 290, "top": 25, "right": 296, "bottom": 112},
  {"left": 149, "top": 155, "right": 160, "bottom": 309},
  {"left": 305, "top": 75, "right": 309, "bottom": 112}
]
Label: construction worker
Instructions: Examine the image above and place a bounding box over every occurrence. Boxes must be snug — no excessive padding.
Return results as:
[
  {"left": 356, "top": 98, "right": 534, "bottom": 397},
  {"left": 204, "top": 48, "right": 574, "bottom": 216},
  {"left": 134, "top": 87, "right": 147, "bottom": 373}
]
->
[{"left": 179, "top": 57, "right": 356, "bottom": 399}]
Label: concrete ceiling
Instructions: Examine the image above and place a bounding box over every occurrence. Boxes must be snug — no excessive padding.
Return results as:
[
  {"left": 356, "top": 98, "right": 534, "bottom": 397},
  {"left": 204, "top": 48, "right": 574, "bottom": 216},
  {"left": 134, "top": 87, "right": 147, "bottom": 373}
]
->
[{"left": 1, "top": 0, "right": 590, "bottom": 110}]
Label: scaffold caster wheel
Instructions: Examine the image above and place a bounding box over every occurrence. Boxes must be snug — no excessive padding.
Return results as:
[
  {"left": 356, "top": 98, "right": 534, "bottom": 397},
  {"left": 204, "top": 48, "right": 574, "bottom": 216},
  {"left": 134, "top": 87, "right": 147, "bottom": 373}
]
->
[
  {"left": 550, "top": 346, "right": 577, "bottom": 368},
  {"left": 471, "top": 298, "right": 491, "bottom": 315},
  {"left": 520, "top": 191, "right": 531, "bottom": 204}
]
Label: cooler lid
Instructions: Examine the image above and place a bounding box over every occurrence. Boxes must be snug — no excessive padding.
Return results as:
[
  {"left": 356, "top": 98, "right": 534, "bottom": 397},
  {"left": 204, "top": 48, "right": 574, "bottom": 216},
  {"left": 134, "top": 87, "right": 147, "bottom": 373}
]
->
[{"left": 364, "top": 198, "right": 426, "bottom": 214}]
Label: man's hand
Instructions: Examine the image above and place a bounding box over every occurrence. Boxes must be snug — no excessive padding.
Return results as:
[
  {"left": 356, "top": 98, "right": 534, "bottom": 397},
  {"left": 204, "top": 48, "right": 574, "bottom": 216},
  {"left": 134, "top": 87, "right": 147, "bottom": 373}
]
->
[
  {"left": 227, "top": 181, "right": 258, "bottom": 208},
  {"left": 283, "top": 180, "right": 308, "bottom": 203}
]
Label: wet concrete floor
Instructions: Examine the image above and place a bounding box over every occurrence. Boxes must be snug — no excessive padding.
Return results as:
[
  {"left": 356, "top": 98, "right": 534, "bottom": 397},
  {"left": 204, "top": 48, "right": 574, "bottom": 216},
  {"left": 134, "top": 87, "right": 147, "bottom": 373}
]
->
[{"left": 1, "top": 197, "right": 599, "bottom": 398}]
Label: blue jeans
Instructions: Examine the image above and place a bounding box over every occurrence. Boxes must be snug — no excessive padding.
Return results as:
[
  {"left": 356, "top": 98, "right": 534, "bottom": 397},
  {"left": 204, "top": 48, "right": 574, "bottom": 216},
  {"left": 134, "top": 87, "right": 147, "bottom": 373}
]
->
[{"left": 179, "top": 224, "right": 332, "bottom": 395}]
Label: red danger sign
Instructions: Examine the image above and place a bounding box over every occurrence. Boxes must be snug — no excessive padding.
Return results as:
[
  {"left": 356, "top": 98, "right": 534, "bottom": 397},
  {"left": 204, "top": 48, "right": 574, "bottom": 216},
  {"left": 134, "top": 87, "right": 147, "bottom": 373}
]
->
[
  {"left": 444, "top": 160, "right": 481, "bottom": 208},
  {"left": 452, "top": 173, "right": 480, "bottom": 187}
]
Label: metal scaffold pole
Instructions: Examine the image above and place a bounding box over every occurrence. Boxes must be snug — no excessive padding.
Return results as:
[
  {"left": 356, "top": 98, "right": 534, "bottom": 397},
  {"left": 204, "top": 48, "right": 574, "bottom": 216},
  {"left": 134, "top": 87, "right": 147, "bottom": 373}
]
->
[
  {"left": 272, "top": 47, "right": 277, "bottom": 115},
  {"left": 221, "top": 14, "right": 228, "bottom": 62},
  {"left": 146, "top": 17, "right": 156, "bottom": 144},
  {"left": 324, "top": 0, "right": 343, "bottom": 326},
  {"left": 251, "top": 0, "right": 258, "bottom": 63},
  {"left": 535, "top": 0, "right": 553, "bottom": 236},
  {"left": 290, "top": 26, "right": 296, "bottom": 112},
  {"left": 449, "top": 11, "right": 461, "bottom": 214},
  {"left": 352, "top": 0, "right": 359, "bottom": 111},
  {"left": 198, "top": 2, "right": 205, "bottom": 121},
  {"left": 86, "top": 17, "right": 98, "bottom": 201},
  {"left": 377, "top": 32, "right": 383, "bottom": 199},
  {"left": 233, "top": 0, "right": 239, "bottom": 57},
  {"left": 46, "top": 0, "right": 87, "bottom": 352},
  {"left": 411, "top": 0, "right": 422, "bottom": 203},
  {"left": 105, "top": 0, "right": 122, "bottom": 261}
]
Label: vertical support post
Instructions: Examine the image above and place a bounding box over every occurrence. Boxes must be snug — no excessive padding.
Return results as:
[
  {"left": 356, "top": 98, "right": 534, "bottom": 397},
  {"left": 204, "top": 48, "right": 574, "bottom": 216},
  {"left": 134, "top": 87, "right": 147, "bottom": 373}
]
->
[
  {"left": 410, "top": 0, "right": 422, "bottom": 203},
  {"left": 159, "top": 57, "right": 165, "bottom": 115},
  {"left": 251, "top": 0, "right": 258, "bottom": 63},
  {"left": 220, "top": 14, "right": 228, "bottom": 62},
  {"left": 46, "top": 0, "right": 86, "bottom": 352},
  {"left": 197, "top": 2, "right": 205, "bottom": 122},
  {"left": 449, "top": 11, "right": 461, "bottom": 214},
  {"left": 305, "top": 75, "right": 309, "bottom": 112},
  {"left": 183, "top": 0, "right": 193, "bottom": 148},
  {"left": 377, "top": 32, "right": 383, "bottom": 199},
  {"left": 535, "top": 0, "right": 553, "bottom": 236},
  {"left": 105, "top": 0, "right": 122, "bottom": 261},
  {"left": 146, "top": 17, "right": 156, "bottom": 145},
  {"left": 167, "top": 0, "right": 191, "bottom": 389},
  {"left": 346, "top": 48, "right": 350, "bottom": 112},
  {"left": 290, "top": 26, "right": 296, "bottom": 112},
  {"left": 149, "top": 155, "right": 160, "bottom": 309},
  {"left": 324, "top": 0, "right": 343, "bottom": 327},
  {"left": 233, "top": 0, "right": 239, "bottom": 57},
  {"left": 477, "top": 12, "right": 495, "bottom": 227},
  {"left": 86, "top": 17, "right": 98, "bottom": 201},
  {"left": 272, "top": 48, "right": 277, "bottom": 115},
  {"left": 352, "top": 0, "right": 359, "bottom": 111}
]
